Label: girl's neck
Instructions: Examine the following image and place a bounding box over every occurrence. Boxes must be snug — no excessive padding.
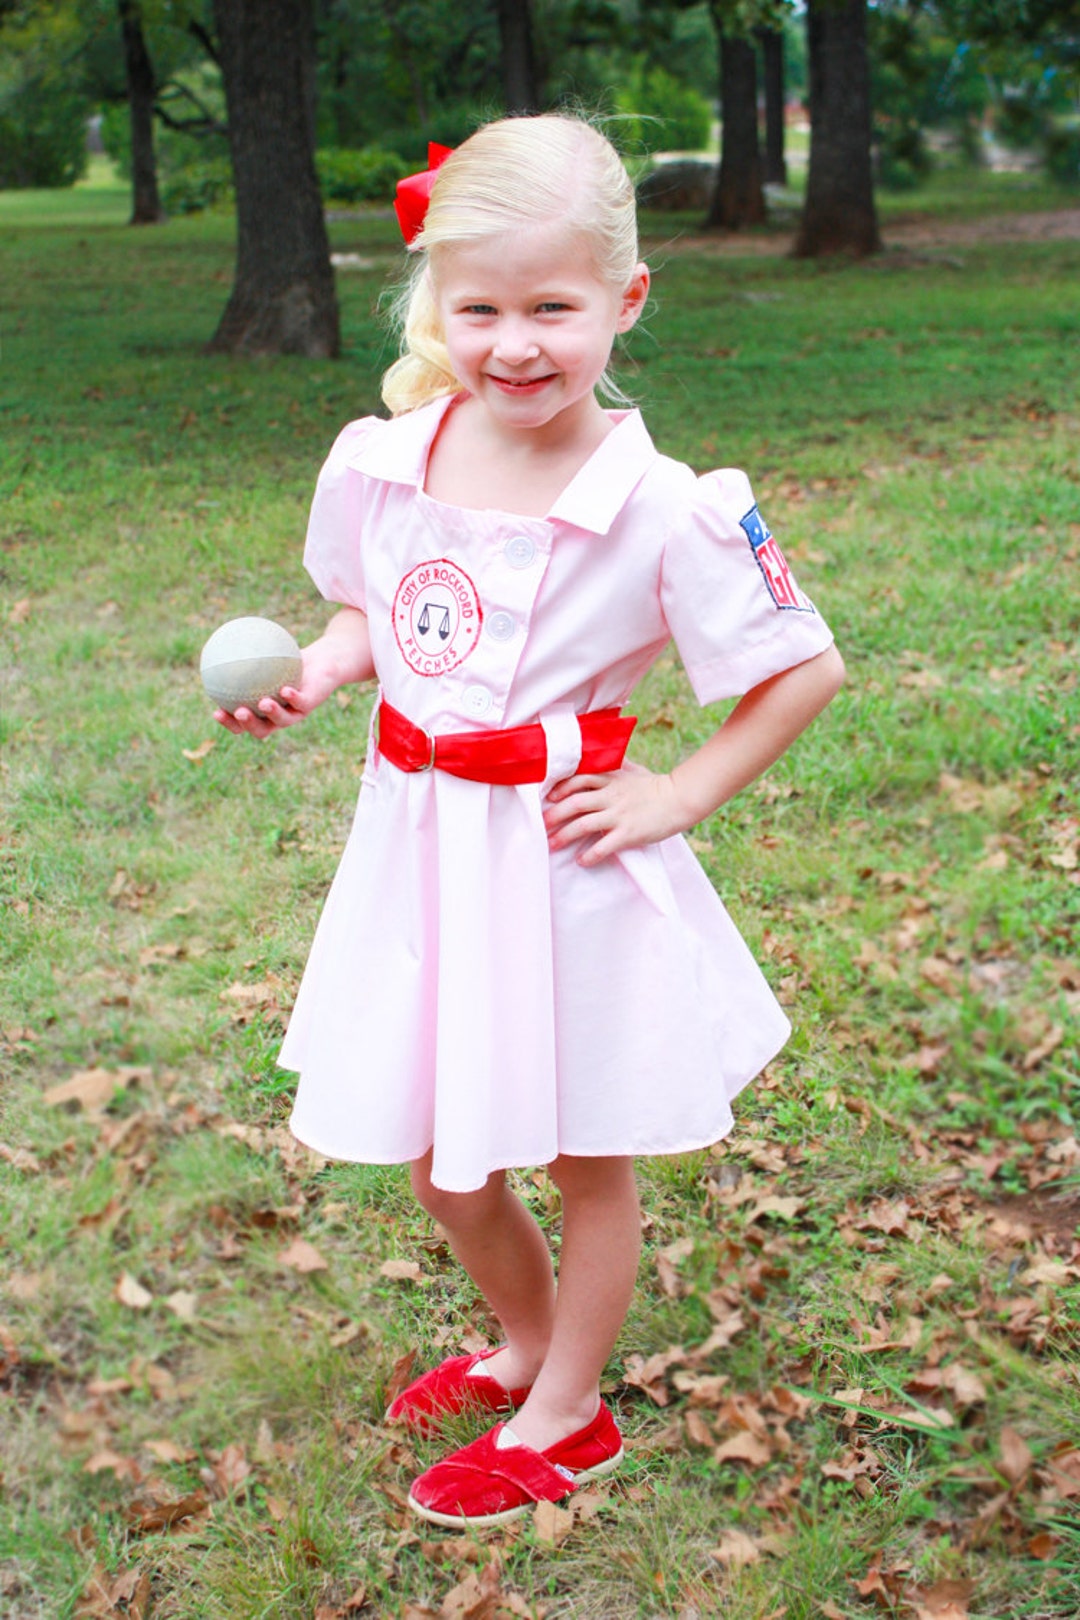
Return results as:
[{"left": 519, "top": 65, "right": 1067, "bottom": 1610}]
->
[{"left": 423, "top": 392, "right": 616, "bottom": 518}]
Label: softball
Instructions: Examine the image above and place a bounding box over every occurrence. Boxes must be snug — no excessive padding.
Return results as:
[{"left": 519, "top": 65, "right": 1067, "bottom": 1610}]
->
[{"left": 200, "top": 616, "right": 302, "bottom": 714}]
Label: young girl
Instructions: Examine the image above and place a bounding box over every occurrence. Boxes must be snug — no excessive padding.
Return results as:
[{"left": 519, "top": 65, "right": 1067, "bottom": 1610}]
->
[{"left": 215, "top": 115, "right": 844, "bottom": 1530}]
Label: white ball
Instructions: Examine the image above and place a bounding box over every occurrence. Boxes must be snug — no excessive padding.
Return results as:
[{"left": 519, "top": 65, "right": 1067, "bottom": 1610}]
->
[{"left": 200, "top": 616, "right": 302, "bottom": 714}]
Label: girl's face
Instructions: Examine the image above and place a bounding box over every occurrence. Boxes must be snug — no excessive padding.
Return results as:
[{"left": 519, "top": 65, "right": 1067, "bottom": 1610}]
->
[{"left": 433, "top": 221, "right": 648, "bottom": 441}]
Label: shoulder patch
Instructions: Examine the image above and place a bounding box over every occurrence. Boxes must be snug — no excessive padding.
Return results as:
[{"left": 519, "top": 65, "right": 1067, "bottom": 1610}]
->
[{"left": 739, "top": 505, "right": 815, "bottom": 614}]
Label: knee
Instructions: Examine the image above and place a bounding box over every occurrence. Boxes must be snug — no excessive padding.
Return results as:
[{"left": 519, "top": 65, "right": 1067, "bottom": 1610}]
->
[
  {"left": 410, "top": 1156, "right": 505, "bottom": 1229},
  {"left": 548, "top": 1153, "right": 638, "bottom": 1207}
]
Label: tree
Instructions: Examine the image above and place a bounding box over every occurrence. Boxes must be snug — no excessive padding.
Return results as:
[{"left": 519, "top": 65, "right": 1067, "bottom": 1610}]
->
[
  {"left": 759, "top": 25, "right": 786, "bottom": 185},
  {"left": 495, "top": 0, "right": 540, "bottom": 112},
  {"left": 794, "top": 0, "right": 880, "bottom": 257},
  {"left": 705, "top": 15, "right": 765, "bottom": 227},
  {"left": 209, "top": 0, "right": 339, "bottom": 357},
  {"left": 118, "top": 0, "right": 164, "bottom": 222}
]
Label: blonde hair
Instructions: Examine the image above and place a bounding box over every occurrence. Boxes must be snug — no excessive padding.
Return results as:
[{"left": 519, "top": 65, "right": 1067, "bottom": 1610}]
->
[{"left": 381, "top": 115, "right": 641, "bottom": 417}]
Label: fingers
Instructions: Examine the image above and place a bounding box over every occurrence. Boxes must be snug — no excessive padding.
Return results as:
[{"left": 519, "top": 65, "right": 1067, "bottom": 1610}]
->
[
  {"left": 212, "top": 687, "right": 308, "bottom": 740},
  {"left": 543, "top": 780, "right": 611, "bottom": 836},
  {"left": 544, "top": 772, "right": 612, "bottom": 804},
  {"left": 544, "top": 767, "right": 684, "bottom": 862},
  {"left": 544, "top": 779, "right": 629, "bottom": 859}
]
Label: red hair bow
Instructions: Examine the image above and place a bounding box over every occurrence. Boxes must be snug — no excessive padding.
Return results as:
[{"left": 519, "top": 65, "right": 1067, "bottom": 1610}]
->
[{"left": 394, "top": 143, "right": 454, "bottom": 246}]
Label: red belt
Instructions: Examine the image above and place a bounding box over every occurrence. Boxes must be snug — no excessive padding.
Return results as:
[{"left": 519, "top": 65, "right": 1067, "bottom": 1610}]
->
[{"left": 376, "top": 700, "right": 636, "bottom": 786}]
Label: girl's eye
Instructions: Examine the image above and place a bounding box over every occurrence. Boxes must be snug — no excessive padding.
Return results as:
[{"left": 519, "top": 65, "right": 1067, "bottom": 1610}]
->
[
  {"left": 463, "top": 303, "right": 497, "bottom": 315},
  {"left": 537, "top": 302, "right": 568, "bottom": 313}
]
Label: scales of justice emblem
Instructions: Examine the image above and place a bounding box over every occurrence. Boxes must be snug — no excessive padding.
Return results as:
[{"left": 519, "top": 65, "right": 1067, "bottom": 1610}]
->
[{"left": 392, "top": 558, "right": 483, "bottom": 676}]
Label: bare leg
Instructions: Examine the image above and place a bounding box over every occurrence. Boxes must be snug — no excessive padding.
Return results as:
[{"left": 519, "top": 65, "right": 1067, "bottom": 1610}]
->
[
  {"left": 410, "top": 1151, "right": 556, "bottom": 1389},
  {"left": 505, "top": 1154, "right": 640, "bottom": 1453}
]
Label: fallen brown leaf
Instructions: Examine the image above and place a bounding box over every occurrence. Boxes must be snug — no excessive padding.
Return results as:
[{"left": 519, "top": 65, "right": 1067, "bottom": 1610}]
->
[
  {"left": 713, "top": 1431, "right": 771, "bottom": 1468},
  {"left": 78, "top": 1197, "right": 126, "bottom": 1231},
  {"left": 998, "top": 1426, "right": 1034, "bottom": 1485},
  {"left": 852, "top": 1558, "right": 908, "bottom": 1603},
  {"left": 383, "top": 1347, "right": 420, "bottom": 1410},
  {"left": 748, "top": 1194, "right": 804, "bottom": 1223},
  {"left": 684, "top": 1409, "right": 715, "bottom": 1448},
  {"left": 317, "top": 1589, "right": 368, "bottom": 1620},
  {"left": 620, "top": 1345, "right": 687, "bottom": 1406},
  {"left": 115, "top": 1273, "right": 153, "bottom": 1311},
  {"left": 44, "top": 1067, "right": 146, "bottom": 1114},
  {"left": 75, "top": 1565, "right": 152, "bottom": 1619},
  {"left": 0, "top": 1141, "right": 42, "bottom": 1173},
  {"left": 84, "top": 1450, "right": 141, "bottom": 1481},
  {"left": 208, "top": 1441, "right": 251, "bottom": 1496},
  {"left": 439, "top": 1556, "right": 504, "bottom": 1618},
  {"left": 672, "top": 1369, "right": 730, "bottom": 1407},
  {"left": 125, "top": 1490, "right": 210, "bottom": 1534},
  {"left": 711, "top": 1528, "right": 761, "bottom": 1566},
  {"left": 655, "top": 1236, "right": 694, "bottom": 1297},
  {"left": 277, "top": 1238, "right": 329, "bottom": 1274},
  {"left": 533, "top": 1498, "right": 575, "bottom": 1546},
  {"left": 379, "top": 1257, "right": 423, "bottom": 1282},
  {"left": 908, "top": 1576, "right": 974, "bottom": 1619},
  {"left": 143, "top": 1438, "right": 195, "bottom": 1465}
]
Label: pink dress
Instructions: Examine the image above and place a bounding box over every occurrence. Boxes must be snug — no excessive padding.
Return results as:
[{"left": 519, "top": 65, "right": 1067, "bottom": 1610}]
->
[{"left": 280, "top": 396, "right": 835, "bottom": 1191}]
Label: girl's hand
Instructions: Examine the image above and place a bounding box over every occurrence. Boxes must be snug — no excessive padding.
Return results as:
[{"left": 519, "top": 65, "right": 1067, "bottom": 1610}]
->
[
  {"left": 544, "top": 762, "right": 693, "bottom": 866},
  {"left": 213, "top": 643, "right": 333, "bottom": 739},
  {"left": 214, "top": 608, "right": 374, "bottom": 740},
  {"left": 544, "top": 645, "right": 846, "bottom": 864}
]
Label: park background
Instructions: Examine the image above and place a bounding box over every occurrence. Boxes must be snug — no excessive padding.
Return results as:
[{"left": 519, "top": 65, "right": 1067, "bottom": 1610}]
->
[{"left": 2, "top": 2, "right": 1079, "bottom": 1618}]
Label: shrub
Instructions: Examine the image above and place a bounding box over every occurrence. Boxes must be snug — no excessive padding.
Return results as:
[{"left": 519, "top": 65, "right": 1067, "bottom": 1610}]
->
[
  {"left": 614, "top": 62, "right": 712, "bottom": 157},
  {"left": 1044, "top": 119, "right": 1080, "bottom": 188},
  {"left": 314, "top": 146, "right": 409, "bottom": 203},
  {"left": 161, "top": 157, "right": 234, "bottom": 215},
  {"left": 376, "top": 104, "right": 498, "bottom": 166},
  {"left": 0, "top": 83, "right": 89, "bottom": 188},
  {"left": 875, "top": 116, "right": 933, "bottom": 190}
]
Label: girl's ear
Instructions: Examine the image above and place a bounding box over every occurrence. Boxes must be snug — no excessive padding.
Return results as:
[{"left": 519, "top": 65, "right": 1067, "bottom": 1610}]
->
[{"left": 616, "top": 264, "right": 650, "bottom": 333}]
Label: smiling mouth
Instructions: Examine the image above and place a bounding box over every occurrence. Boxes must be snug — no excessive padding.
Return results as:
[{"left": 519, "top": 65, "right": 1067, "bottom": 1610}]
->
[{"left": 488, "top": 374, "right": 557, "bottom": 391}]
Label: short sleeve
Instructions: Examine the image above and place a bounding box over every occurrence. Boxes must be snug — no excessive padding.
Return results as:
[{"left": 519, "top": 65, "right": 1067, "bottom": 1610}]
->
[
  {"left": 660, "top": 468, "right": 835, "bottom": 705},
  {"left": 302, "top": 417, "right": 382, "bottom": 610}
]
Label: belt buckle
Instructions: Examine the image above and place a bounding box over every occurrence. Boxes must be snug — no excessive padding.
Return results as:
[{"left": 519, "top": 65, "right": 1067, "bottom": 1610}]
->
[{"left": 416, "top": 726, "right": 437, "bottom": 771}]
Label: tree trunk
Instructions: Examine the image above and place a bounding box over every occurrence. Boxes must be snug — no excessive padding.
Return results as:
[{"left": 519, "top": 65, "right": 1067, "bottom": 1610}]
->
[
  {"left": 759, "top": 27, "right": 787, "bottom": 187},
  {"left": 794, "top": 0, "right": 880, "bottom": 258},
  {"left": 118, "top": 0, "right": 164, "bottom": 225},
  {"left": 208, "top": 0, "right": 340, "bottom": 357},
  {"left": 705, "top": 28, "right": 765, "bottom": 229},
  {"left": 495, "top": 0, "right": 540, "bottom": 114}
]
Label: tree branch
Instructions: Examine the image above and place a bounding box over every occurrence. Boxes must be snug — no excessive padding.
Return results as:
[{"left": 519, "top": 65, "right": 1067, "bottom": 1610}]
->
[{"left": 187, "top": 16, "right": 220, "bottom": 66}]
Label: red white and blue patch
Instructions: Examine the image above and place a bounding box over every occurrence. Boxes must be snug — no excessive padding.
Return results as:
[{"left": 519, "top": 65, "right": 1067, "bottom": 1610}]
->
[{"left": 739, "top": 505, "right": 815, "bottom": 613}]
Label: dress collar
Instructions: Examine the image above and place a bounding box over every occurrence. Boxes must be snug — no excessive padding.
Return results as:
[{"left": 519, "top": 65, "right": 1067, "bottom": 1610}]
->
[{"left": 348, "top": 394, "right": 658, "bottom": 536}]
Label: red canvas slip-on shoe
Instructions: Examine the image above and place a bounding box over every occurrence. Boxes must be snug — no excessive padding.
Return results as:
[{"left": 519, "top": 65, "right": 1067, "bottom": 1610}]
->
[
  {"left": 384, "top": 1348, "right": 532, "bottom": 1435},
  {"left": 407, "top": 1401, "right": 624, "bottom": 1529}
]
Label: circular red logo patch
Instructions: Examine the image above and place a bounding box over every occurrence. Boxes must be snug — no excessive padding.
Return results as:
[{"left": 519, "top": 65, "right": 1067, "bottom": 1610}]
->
[{"left": 392, "top": 558, "right": 483, "bottom": 676}]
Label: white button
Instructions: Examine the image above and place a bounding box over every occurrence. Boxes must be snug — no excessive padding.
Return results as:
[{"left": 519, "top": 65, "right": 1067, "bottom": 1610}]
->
[
  {"left": 504, "top": 535, "right": 536, "bottom": 569},
  {"left": 486, "top": 611, "right": 516, "bottom": 642},
  {"left": 462, "top": 685, "right": 492, "bottom": 717}
]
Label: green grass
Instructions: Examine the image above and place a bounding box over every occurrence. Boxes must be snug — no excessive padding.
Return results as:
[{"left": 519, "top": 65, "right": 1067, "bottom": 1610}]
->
[{"left": 1, "top": 171, "right": 1079, "bottom": 1619}]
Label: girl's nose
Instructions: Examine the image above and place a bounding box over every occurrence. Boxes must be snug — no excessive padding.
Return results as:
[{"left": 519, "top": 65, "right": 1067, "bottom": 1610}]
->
[{"left": 493, "top": 319, "right": 540, "bottom": 364}]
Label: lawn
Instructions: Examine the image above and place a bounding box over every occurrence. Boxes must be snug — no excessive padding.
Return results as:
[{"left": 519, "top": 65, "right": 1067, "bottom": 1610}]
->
[{"left": 1, "top": 166, "right": 1078, "bottom": 1620}]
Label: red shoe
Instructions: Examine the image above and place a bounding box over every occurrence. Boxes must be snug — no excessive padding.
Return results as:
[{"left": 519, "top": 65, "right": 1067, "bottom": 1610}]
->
[
  {"left": 407, "top": 1402, "right": 624, "bottom": 1529},
  {"left": 384, "top": 1348, "right": 532, "bottom": 1435}
]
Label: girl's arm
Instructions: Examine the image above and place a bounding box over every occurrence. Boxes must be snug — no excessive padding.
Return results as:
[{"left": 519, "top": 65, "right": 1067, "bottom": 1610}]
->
[
  {"left": 544, "top": 643, "right": 846, "bottom": 866},
  {"left": 214, "top": 607, "right": 375, "bottom": 739}
]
